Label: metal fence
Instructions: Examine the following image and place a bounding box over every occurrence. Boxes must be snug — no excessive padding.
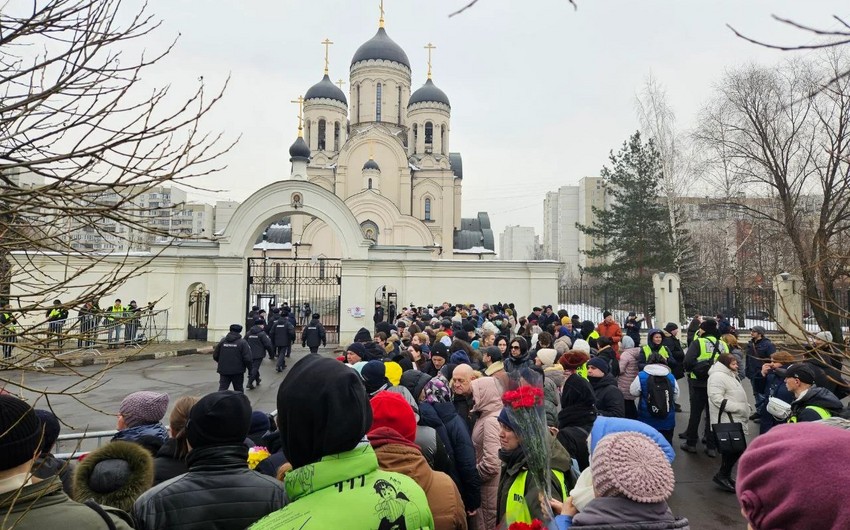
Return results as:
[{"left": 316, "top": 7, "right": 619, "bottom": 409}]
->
[
  {"left": 558, "top": 286, "right": 656, "bottom": 327},
  {"left": 681, "top": 287, "right": 777, "bottom": 331},
  {"left": 54, "top": 430, "right": 119, "bottom": 460},
  {"left": 0, "top": 309, "right": 170, "bottom": 361}
]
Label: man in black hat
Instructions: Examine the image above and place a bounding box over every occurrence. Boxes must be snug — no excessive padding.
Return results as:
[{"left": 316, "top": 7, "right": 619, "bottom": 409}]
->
[
  {"left": 682, "top": 318, "right": 728, "bottom": 457},
  {"left": 0, "top": 395, "right": 133, "bottom": 528},
  {"left": 784, "top": 363, "right": 844, "bottom": 423},
  {"left": 245, "top": 318, "right": 273, "bottom": 390},
  {"left": 213, "top": 324, "right": 252, "bottom": 392},
  {"left": 301, "top": 313, "right": 326, "bottom": 354},
  {"left": 133, "top": 391, "right": 286, "bottom": 530}
]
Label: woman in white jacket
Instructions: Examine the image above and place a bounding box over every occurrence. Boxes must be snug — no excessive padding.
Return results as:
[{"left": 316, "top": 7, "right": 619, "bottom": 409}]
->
[{"left": 707, "top": 353, "right": 752, "bottom": 493}]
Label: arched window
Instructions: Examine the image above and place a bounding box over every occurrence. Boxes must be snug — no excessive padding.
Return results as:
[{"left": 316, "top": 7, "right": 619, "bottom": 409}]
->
[
  {"left": 441, "top": 124, "right": 446, "bottom": 155},
  {"left": 274, "top": 263, "right": 281, "bottom": 280},
  {"left": 376, "top": 82, "right": 382, "bottom": 122},
  {"left": 412, "top": 124, "right": 418, "bottom": 153},
  {"left": 317, "top": 119, "right": 326, "bottom": 150},
  {"left": 397, "top": 86, "right": 402, "bottom": 125},
  {"left": 356, "top": 84, "right": 361, "bottom": 122},
  {"left": 368, "top": 178, "right": 373, "bottom": 189},
  {"left": 304, "top": 121, "right": 311, "bottom": 148},
  {"left": 424, "top": 121, "right": 433, "bottom": 152},
  {"left": 424, "top": 198, "right": 432, "bottom": 221},
  {"left": 334, "top": 121, "right": 341, "bottom": 151}
]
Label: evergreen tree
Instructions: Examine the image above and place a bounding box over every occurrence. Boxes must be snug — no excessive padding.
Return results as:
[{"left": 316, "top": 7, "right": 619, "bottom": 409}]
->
[{"left": 577, "top": 131, "right": 678, "bottom": 293}]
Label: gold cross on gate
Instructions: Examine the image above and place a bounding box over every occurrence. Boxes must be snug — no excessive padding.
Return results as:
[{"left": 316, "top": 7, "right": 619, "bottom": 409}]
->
[
  {"left": 424, "top": 42, "right": 436, "bottom": 79},
  {"left": 379, "top": 0, "right": 385, "bottom": 28},
  {"left": 291, "top": 95, "right": 304, "bottom": 136},
  {"left": 321, "top": 38, "right": 334, "bottom": 75},
  {"left": 336, "top": 79, "right": 346, "bottom": 90}
]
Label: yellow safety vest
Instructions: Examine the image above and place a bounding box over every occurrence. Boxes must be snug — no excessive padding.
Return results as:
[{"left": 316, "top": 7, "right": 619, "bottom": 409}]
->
[
  {"left": 788, "top": 405, "right": 832, "bottom": 423},
  {"left": 588, "top": 330, "right": 600, "bottom": 341},
  {"left": 689, "top": 337, "right": 725, "bottom": 380},
  {"left": 107, "top": 305, "right": 125, "bottom": 321},
  {"left": 1, "top": 313, "right": 15, "bottom": 332},
  {"left": 642, "top": 345, "right": 670, "bottom": 361},
  {"left": 48, "top": 308, "right": 62, "bottom": 320},
  {"left": 576, "top": 363, "right": 588, "bottom": 380},
  {"left": 505, "top": 469, "right": 569, "bottom": 525}
]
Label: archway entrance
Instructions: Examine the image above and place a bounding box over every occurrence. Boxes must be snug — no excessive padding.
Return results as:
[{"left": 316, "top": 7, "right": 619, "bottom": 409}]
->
[
  {"left": 187, "top": 283, "right": 210, "bottom": 341},
  {"left": 375, "top": 285, "right": 398, "bottom": 324}
]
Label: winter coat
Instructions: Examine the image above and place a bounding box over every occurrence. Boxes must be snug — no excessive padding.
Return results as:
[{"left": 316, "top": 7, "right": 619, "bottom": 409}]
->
[
  {"left": 589, "top": 374, "right": 625, "bottom": 418},
  {"left": 32, "top": 453, "right": 74, "bottom": 495},
  {"left": 728, "top": 347, "right": 746, "bottom": 379},
  {"left": 153, "top": 438, "right": 189, "bottom": 486},
  {"left": 596, "top": 320, "right": 623, "bottom": 354},
  {"left": 134, "top": 444, "right": 286, "bottom": 530},
  {"left": 72, "top": 440, "right": 153, "bottom": 513},
  {"left": 557, "top": 496, "right": 690, "bottom": 529},
  {"left": 246, "top": 325, "right": 274, "bottom": 360},
  {"left": 617, "top": 347, "right": 641, "bottom": 400},
  {"left": 631, "top": 364, "right": 679, "bottom": 432},
  {"left": 544, "top": 366, "right": 567, "bottom": 391},
  {"left": 624, "top": 318, "right": 642, "bottom": 345},
  {"left": 660, "top": 332, "right": 685, "bottom": 379},
  {"left": 433, "top": 400, "right": 482, "bottom": 512},
  {"left": 268, "top": 318, "right": 295, "bottom": 347},
  {"left": 214, "top": 331, "right": 252, "bottom": 375},
  {"left": 250, "top": 443, "right": 434, "bottom": 530},
  {"left": 301, "top": 318, "right": 326, "bottom": 348},
  {"left": 111, "top": 422, "right": 169, "bottom": 446},
  {"left": 745, "top": 336, "right": 776, "bottom": 380},
  {"left": 759, "top": 367, "right": 796, "bottom": 433},
  {"left": 0, "top": 477, "right": 134, "bottom": 529},
  {"left": 471, "top": 378, "right": 503, "bottom": 530},
  {"left": 418, "top": 401, "right": 458, "bottom": 477},
  {"left": 370, "top": 428, "right": 467, "bottom": 530},
  {"left": 496, "top": 434, "right": 574, "bottom": 526},
  {"left": 707, "top": 362, "right": 751, "bottom": 435},
  {"left": 789, "top": 386, "right": 845, "bottom": 423},
  {"left": 544, "top": 376, "right": 562, "bottom": 427}
]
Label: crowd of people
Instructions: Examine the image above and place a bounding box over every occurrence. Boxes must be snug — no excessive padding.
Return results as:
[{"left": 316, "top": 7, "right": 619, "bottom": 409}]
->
[{"left": 2, "top": 301, "right": 849, "bottom": 529}]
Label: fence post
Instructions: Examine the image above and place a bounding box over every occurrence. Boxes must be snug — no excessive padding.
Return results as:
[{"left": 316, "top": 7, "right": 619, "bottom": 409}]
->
[
  {"left": 653, "top": 273, "right": 681, "bottom": 327},
  {"left": 773, "top": 274, "right": 806, "bottom": 341}
]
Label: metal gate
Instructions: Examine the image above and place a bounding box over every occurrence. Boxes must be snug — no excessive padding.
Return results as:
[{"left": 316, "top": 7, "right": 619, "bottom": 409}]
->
[
  {"left": 188, "top": 286, "right": 210, "bottom": 341},
  {"left": 247, "top": 258, "right": 342, "bottom": 344}
]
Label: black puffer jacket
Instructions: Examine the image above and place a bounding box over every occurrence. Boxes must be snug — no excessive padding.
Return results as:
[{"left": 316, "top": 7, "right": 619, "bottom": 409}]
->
[
  {"left": 213, "top": 332, "right": 252, "bottom": 375},
  {"left": 133, "top": 445, "right": 286, "bottom": 530},
  {"left": 589, "top": 374, "right": 625, "bottom": 418},
  {"left": 153, "top": 438, "right": 188, "bottom": 486},
  {"left": 246, "top": 325, "right": 273, "bottom": 360},
  {"left": 431, "top": 400, "right": 482, "bottom": 512}
]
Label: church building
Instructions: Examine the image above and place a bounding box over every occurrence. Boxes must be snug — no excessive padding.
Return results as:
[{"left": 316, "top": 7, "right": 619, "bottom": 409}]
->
[{"left": 263, "top": 8, "right": 495, "bottom": 259}]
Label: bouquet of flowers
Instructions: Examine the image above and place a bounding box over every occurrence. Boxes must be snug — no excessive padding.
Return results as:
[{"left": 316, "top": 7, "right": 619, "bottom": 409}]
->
[
  {"left": 247, "top": 446, "right": 270, "bottom": 470},
  {"left": 502, "top": 380, "right": 557, "bottom": 526},
  {"left": 508, "top": 521, "right": 545, "bottom": 530}
]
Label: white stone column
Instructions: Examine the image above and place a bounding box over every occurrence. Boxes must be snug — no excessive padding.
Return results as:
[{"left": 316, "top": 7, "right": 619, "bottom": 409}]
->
[
  {"left": 773, "top": 273, "right": 806, "bottom": 341},
  {"left": 653, "top": 272, "right": 681, "bottom": 328}
]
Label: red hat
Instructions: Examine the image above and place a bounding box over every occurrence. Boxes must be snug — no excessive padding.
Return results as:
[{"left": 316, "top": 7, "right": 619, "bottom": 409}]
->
[
  {"left": 559, "top": 350, "right": 590, "bottom": 370},
  {"left": 369, "top": 391, "right": 417, "bottom": 443}
]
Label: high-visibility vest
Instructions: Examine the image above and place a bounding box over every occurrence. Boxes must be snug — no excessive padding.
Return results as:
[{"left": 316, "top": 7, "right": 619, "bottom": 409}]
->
[
  {"left": 642, "top": 344, "right": 670, "bottom": 361},
  {"left": 689, "top": 337, "right": 727, "bottom": 379},
  {"left": 505, "top": 469, "right": 569, "bottom": 525},
  {"left": 107, "top": 305, "right": 125, "bottom": 321},
  {"left": 576, "top": 363, "right": 588, "bottom": 380},
  {"left": 1, "top": 313, "right": 15, "bottom": 332},
  {"left": 588, "top": 330, "right": 600, "bottom": 341},
  {"left": 48, "top": 308, "right": 63, "bottom": 320},
  {"left": 788, "top": 405, "right": 832, "bottom": 423}
]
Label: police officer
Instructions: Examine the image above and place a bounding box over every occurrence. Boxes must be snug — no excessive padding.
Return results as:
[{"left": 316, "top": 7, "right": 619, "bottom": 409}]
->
[
  {"left": 301, "top": 313, "right": 326, "bottom": 354},
  {"left": 213, "top": 324, "right": 252, "bottom": 392},
  {"left": 681, "top": 318, "right": 727, "bottom": 457},
  {"left": 106, "top": 298, "right": 125, "bottom": 349},
  {"left": 269, "top": 311, "right": 295, "bottom": 372},
  {"left": 784, "top": 363, "right": 844, "bottom": 423},
  {"left": 46, "top": 299, "right": 69, "bottom": 350},
  {"left": 245, "top": 318, "right": 273, "bottom": 390},
  {"left": 1, "top": 303, "right": 17, "bottom": 359}
]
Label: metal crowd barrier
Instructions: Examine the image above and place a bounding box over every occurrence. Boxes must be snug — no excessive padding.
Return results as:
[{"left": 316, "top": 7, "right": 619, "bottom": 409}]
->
[{"left": 54, "top": 429, "right": 119, "bottom": 460}]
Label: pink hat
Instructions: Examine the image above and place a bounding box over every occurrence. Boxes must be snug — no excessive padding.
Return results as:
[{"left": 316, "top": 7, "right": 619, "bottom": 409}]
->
[
  {"left": 591, "top": 432, "right": 674, "bottom": 503},
  {"left": 119, "top": 391, "right": 169, "bottom": 428},
  {"left": 738, "top": 422, "right": 850, "bottom": 530}
]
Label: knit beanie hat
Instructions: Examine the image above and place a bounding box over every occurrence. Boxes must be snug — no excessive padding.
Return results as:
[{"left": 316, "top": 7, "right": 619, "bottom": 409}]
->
[
  {"left": 72, "top": 440, "right": 154, "bottom": 512},
  {"left": 361, "top": 360, "right": 389, "bottom": 394},
  {"left": 587, "top": 356, "right": 610, "bottom": 375},
  {"left": 738, "top": 422, "right": 850, "bottom": 530},
  {"left": 0, "top": 395, "right": 43, "bottom": 470},
  {"left": 450, "top": 350, "right": 470, "bottom": 365},
  {"left": 536, "top": 348, "right": 558, "bottom": 367},
  {"left": 431, "top": 342, "right": 449, "bottom": 360},
  {"left": 663, "top": 322, "right": 679, "bottom": 333},
  {"left": 277, "top": 354, "right": 372, "bottom": 469},
  {"left": 559, "top": 350, "right": 590, "bottom": 371},
  {"left": 369, "top": 391, "right": 417, "bottom": 442},
  {"left": 572, "top": 339, "right": 591, "bottom": 355},
  {"left": 354, "top": 327, "right": 372, "bottom": 342},
  {"left": 592, "top": 431, "right": 674, "bottom": 503},
  {"left": 699, "top": 318, "right": 718, "bottom": 334},
  {"left": 186, "top": 391, "right": 252, "bottom": 449},
  {"left": 34, "top": 409, "right": 61, "bottom": 454},
  {"left": 229, "top": 324, "right": 242, "bottom": 333},
  {"left": 620, "top": 336, "right": 635, "bottom": 350},
  {"left": 346, "top": 342, "right": 366, "bottom": 359},
  {"left": 385, "top": 361, "right": 403, "bottom": 386},
  {"left": 249, "top": 411, "right": 270, "bottom": 435},
  {"left": 497, "top": 407, "right": 517, "bottom": 431},
  {"left": 119, "top": 391, "right": 169, "bottom": 429}
]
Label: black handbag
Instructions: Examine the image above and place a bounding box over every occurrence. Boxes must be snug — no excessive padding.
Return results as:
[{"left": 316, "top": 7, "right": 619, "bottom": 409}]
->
[{"left": 712, "top": 399, "right": 747, "bottom": 454}]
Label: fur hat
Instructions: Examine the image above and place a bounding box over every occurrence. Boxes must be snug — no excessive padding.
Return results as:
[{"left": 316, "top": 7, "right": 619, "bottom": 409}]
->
[
  {"left": 592, "top": 432, "right": 674, "bottom": 504},
  {"left": 72, "top": 440, "right": 154, "bottom": 512},
  {"left": 119, "top": 391, "right": 169, "bottom": 429},
  {"left": 559, "top": 350, "right": 590, "bottom": 371},
  {"left": 536, "top": 348, "right": 558, "bottom": 367},
  {"left": 0, "top": 395, "right": 42, "bottom": 470},
  {"left": 369, "top": 392, "right": 417, "bottom": 443},
  {"left": 186, "top": 391, "right": 252, "bottom": 449}
]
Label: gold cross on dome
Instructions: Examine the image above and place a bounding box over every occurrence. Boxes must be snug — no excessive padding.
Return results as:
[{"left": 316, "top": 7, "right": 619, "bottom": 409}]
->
[
  {"left": 336, "top": 79, "right": 346, "bottom": 90},
  {"left": 424, "top": 43, "right": 436, "bottom": 79},
  {"left": 379, "top": 0, "right": 385, "bottom": 28},
  {"left": 290, "top": 95, "right": 305, "bottom": 137},
  {"left": 321, "top": 38, "right": 334, "bottom": 75}
]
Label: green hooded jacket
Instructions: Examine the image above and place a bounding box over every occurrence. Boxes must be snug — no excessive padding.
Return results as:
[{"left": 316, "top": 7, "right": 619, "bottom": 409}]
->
[{"left": 250, "top": 443, "right": 435, "bottom": 530}]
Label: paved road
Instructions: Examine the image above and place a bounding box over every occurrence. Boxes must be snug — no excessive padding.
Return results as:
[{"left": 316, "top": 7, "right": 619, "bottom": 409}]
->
[{"left": 3, "top": 349, "right": 749, "bottom": 529}]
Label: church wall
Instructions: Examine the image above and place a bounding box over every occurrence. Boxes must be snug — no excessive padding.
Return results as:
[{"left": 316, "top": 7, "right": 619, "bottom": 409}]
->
[{"left": 349, "top": 62, "right": 411, "bottom": 126}]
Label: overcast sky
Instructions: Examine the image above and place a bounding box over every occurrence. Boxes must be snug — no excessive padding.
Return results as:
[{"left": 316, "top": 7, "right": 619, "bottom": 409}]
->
[{"left": 140, "top": 1, "right": 848, "bottom": 246}]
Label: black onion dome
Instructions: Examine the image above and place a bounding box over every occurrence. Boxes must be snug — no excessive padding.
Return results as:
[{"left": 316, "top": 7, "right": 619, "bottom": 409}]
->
[
  {"left": 289, "top": 136, "right": 310, "bottom": 159},
  {"left": 408, "top": 78, "right": 450, "bottom": 108},
  {"left": 363, "top": 159, "right": 380, "bottom": 171},
  {"left": 305, "top": 74, "right": 347, "bottom": 105},
  {"left": 351, "top": 27, "right": 410, "bottom": 69}
]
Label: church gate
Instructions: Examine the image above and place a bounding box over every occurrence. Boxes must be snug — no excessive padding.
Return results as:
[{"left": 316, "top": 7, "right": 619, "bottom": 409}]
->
[{"left": 246, "top": 257, "right": 342, "bottom": 344}]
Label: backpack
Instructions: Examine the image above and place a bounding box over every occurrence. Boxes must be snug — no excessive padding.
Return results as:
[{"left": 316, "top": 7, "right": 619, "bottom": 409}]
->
[
  {"left": 645, "top": 374, "right": 673, "bottom": 418},
  {"left": 691, "top": 338, "right": 723, "bottom": 381}
]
